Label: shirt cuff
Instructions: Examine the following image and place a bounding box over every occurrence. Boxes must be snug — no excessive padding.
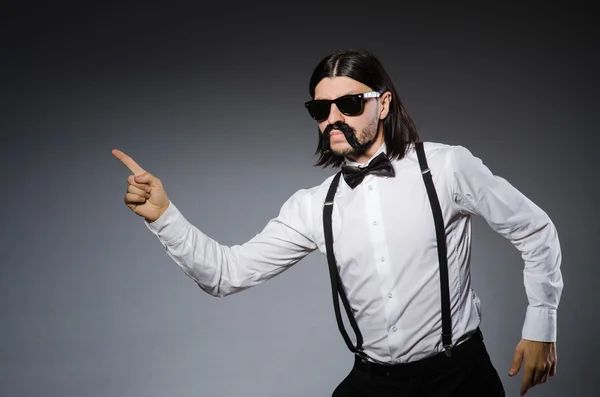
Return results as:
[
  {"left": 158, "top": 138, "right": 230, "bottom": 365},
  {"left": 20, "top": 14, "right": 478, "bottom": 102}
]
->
[
  {"left": 144, "top": 201, "right": 189, "bottom": 245},
  {"left": 521, "top": 305, "right": 557, "bottom": 342}
]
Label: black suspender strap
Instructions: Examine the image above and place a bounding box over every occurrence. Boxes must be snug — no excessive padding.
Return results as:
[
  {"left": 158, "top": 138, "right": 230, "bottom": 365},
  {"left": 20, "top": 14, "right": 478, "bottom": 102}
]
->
[
  {"left": 322, "top": 141, "right": 454, "bottom": 361},
  {"left": 415, "top": 141, "right": 454, "bottom": 356},
  {"left": 323, "top": 171, "right": 366, "bottom": 357}
]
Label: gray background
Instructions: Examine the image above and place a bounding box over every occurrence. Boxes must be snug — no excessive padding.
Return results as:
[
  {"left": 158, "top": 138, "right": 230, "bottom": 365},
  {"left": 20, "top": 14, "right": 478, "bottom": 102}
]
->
[{"left": 1, "top": 2, "right": 597, "bottom": 396}]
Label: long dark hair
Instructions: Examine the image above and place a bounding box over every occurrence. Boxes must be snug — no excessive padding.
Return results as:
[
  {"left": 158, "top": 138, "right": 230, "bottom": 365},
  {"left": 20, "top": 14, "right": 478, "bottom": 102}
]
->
[{"left": 308, "top": 49, "right": 420, "bottom": 168}]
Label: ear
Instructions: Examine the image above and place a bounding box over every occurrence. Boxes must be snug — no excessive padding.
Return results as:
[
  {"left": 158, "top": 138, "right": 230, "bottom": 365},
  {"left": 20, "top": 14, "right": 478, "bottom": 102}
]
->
[{"left": 379, "top": 91, "right": 392, "bottom": 120}]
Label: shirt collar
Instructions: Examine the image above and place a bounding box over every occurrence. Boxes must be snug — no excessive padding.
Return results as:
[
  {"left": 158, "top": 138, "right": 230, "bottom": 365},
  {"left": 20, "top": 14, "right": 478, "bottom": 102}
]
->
[{"left": 343, "top": 142, "right": 387, "bottom": 167}]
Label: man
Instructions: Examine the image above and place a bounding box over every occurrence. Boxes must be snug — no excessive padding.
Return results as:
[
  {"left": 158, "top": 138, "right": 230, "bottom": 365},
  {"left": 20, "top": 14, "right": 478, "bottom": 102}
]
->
[{"left": 113, "top": 49, "right": 562, "bottom": 396}]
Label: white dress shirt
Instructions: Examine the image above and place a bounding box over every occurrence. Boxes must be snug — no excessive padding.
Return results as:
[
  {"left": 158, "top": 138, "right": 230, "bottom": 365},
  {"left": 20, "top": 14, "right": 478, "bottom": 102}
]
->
[{"left": 144, "top": 141, "right": 563, "bottom": 364}]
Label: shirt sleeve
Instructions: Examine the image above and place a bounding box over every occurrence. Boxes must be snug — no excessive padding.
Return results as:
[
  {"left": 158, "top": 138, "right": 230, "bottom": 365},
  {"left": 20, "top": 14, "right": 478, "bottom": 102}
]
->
[
  {"left": 143, "top": 189, "right": 318, "bottom": 297},
  {"left": 446, "top": 145, "right": 563, "bottom": 342}
]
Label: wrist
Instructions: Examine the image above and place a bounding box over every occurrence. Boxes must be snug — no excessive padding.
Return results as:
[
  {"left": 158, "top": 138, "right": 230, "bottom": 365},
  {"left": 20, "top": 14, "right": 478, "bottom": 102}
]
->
[{"left": 146, "top": 201, "right": 170, "bottom": 224}]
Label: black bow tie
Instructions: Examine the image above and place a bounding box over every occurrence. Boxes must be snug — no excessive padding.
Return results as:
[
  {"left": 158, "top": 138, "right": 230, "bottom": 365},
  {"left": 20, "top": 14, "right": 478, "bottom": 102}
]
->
[{"left": 341, "top": 152, "right": 395, "bottom": 189}]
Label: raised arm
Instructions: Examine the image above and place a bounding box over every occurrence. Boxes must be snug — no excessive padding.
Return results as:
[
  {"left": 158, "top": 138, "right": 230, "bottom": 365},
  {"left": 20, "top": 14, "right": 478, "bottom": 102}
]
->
[
  {"left": 144, "top": 190, "right": 317, "bottom": 297},
  {"left": 113, "top": 148, "right": 318, "bottom": 297}
]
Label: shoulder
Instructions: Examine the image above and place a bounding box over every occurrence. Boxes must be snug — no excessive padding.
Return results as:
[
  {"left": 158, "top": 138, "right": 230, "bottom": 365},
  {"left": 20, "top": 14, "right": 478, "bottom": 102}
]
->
[
  {"left": 410, "top": 141, "right": 479, "bottom": 166},
  {"left": 400, "top": 141, "right": 487, "bottom": 190},
  {"left": 402, "top": 141, "right": 465, "bottom": 170},
  {"left": 279, "top": 172, "right": 340, "bottom": 215}
]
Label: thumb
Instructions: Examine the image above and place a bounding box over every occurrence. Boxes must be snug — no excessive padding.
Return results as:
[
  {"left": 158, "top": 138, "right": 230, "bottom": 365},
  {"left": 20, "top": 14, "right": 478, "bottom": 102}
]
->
[
  {"left": 134, "top": 172, "right": 160, "bottom": 187},
  {"left": 509, "top": 344, "right": 524, "bottom": 376}
]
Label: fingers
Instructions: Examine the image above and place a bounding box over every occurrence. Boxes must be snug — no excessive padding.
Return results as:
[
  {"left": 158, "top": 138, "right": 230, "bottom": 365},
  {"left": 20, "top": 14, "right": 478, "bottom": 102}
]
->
[
  {"left": 534, "top": 358, "right": 553, "bottom": 385},
  {"left": 112, "top": 149, "right": 146, "bottom": 175},
  {"left": 128, "top": 184, "right": 151, "bottom": 199},
  {"left": 550, "top": 346, "right": 557, "bottom": 376},
  {"left": 125, "top": 192, "right": 147, "bottom": 204},
  {"left": 509, "top": 345, "right": 524, "bottom": 376},
  {"left": 133, "top": 171, "right": 160, "bottom": 187},
  {"left": 125, "top": 176, "right": 151, "bottom": 208},
  {"left": 550, "top": 358, "right": 557, "bottom": 377},
  {"left": 513, "top": 340, "right": 557, "bottom": 395},
  {"left": 520, "top": 366, "right": 534, "bottom": 396},
  {"left": 113, "top": 149, "right": 161, "bottom": 188},
  {"left": 522, "top": 365, "right": 551, "bottom": 396},
  {"left": 532, "top": 366, "right": 546, "bottom": 385},
  {"left": 127, "top": 175, "right": 152, "bottom": 192},
  {"left": 115, "top": 149, "right": 168, "bottom": 221},
  {"left": 519, "top": 354, "right": 555, "bottom": 395}
]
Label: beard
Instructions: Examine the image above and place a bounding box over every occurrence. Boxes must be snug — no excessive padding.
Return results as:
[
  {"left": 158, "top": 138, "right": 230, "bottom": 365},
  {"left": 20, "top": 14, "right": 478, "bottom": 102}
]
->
[{"left": 320, "top": 117, "right": 379, "bottom": 158}]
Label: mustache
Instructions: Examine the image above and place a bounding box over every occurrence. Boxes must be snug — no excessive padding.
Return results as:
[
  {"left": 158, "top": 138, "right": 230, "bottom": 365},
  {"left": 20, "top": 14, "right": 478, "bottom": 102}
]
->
[
  {"left": 321, "top": 122, "right": 371, "bottom": 151},
  {"left": 323, "top": 121, "right": 355, "bottom": 138}
]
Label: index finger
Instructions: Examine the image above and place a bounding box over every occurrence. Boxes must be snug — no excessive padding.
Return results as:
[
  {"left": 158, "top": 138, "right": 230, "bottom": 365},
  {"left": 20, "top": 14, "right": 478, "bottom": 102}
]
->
[
  {"left": 112, "top": 149, "right": 146, "bottom": 175},
  {"left": 520, "top": 368, "right": 533, "bottom": 396}
]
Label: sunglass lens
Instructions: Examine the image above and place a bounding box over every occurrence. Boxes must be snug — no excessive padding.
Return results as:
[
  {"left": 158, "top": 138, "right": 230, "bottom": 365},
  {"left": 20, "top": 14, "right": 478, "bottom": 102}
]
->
[
  {"left": 308, "top": 101, "right": 330, "bottom": 120},
  {"left": 337, "top": 96, "right": 363, "bottom": 116}
]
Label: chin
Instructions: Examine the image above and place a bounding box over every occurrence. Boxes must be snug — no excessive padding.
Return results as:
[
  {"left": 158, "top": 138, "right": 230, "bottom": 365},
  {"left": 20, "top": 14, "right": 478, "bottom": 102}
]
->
[{"left": 329, "top": 141, "right": 351, "bottom": 155}]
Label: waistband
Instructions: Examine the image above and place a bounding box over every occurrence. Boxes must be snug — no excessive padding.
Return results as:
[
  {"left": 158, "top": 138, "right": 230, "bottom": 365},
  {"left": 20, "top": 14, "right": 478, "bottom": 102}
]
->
[{"left": 353, "top": 328, "right": 485, "bottom": 376}]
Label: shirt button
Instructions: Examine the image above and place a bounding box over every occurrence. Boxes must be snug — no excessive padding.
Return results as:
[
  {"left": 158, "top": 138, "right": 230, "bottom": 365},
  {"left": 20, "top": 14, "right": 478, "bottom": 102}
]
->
[
  {"left": 380, "top": 257, "right": 385, "bottom": 262},
  {"left": 368, "top": 185, "right": 373, "bottom": 190},
  {"left": 388, "top": 293, "right": 392, "bottom": 298},
  {"left": 392, "top": 327, "right": 397, "bottom": 332},
  {"left": 373, "top": 221, "right": 378, "bottom": 226}
]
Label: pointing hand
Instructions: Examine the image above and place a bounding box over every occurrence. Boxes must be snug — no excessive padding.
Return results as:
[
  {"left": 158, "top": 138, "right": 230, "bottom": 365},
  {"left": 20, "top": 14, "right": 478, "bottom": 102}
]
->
[{"left": 112, "top": 149, "right": 170, "bottom": 223}]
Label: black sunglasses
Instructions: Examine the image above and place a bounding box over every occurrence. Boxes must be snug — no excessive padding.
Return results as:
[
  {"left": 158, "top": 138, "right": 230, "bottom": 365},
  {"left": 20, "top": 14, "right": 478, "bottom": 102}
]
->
[{"left": 304, "top": 91, "right": 381, "bottom": 121}]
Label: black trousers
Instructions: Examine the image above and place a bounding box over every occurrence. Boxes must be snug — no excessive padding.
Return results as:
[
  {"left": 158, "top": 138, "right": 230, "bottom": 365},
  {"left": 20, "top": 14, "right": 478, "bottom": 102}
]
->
[{"left": 332, "top": 330, "right": 505, "bottom": 397}]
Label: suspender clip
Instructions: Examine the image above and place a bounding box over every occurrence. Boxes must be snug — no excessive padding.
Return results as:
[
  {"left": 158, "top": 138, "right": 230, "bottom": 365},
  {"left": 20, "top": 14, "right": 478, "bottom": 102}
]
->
[
  {"left": 442, "top": 332, "right": 453, "bottom": 357},
  {"left": 356, "top": 351, "right": 370, "bottom": 364},
  {"left": 444, "top": 345, "right": 453, "bottom": 357}
]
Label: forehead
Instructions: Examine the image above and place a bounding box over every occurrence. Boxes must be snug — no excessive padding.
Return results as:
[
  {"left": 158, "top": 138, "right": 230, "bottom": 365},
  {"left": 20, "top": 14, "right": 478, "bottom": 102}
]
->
[{"left": 314, "top": 76, "right": 372, "bottom": 100}]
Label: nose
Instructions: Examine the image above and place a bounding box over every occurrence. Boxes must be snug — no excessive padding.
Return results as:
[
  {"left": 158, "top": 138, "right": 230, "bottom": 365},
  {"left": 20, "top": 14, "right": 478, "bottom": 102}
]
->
[{"left": 327, "top": 103, "right": 345, "bottom": 125}]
